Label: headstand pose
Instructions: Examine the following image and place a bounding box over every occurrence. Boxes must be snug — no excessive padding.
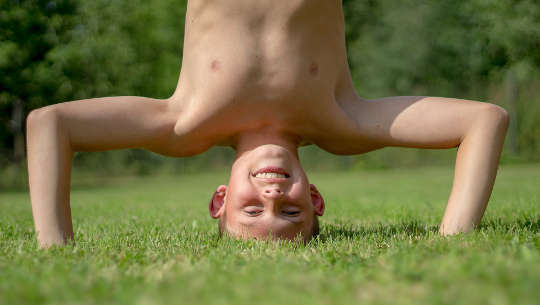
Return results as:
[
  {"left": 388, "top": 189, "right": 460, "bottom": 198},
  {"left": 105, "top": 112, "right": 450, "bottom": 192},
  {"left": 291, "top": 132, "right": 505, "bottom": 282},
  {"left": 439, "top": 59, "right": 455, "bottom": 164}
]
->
[{"left": 27, "top": 0, "right": 509, "bottom": 247}]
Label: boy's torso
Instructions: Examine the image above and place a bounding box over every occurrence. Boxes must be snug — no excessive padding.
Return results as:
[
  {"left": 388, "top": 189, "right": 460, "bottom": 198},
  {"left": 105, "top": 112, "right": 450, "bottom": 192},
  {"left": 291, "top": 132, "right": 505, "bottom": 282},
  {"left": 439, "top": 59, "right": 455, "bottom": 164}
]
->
[{"left": 169, "top": 0, "right": 362, "bottom": 153}]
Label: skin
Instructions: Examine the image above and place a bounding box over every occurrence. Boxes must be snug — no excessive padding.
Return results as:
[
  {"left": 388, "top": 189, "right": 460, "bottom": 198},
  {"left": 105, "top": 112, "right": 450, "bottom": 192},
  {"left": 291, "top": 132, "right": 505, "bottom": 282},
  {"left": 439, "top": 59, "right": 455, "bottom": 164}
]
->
[
  {"left": 208, "top": 132, "right": 325, "bottom": 241},
  {"left": 26, "top": 0, "right": 509, "bottom": 247}
]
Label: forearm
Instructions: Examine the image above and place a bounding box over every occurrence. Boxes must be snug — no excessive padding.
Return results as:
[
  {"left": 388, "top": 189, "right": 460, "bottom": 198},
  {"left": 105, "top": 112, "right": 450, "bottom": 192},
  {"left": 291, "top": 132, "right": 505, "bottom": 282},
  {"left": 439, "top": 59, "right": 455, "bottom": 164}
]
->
[
  {"left": 27, "top": 107, "right": 74, "bottom": 247},
  {"left": 352, "top": 96, "right": 509, "bottom": 235},
  {"left": 26, "top": 97, "right": 177, "bottom": 247},
  {"left": 440, "top": 107, "right": 509, "bottom": 235}
]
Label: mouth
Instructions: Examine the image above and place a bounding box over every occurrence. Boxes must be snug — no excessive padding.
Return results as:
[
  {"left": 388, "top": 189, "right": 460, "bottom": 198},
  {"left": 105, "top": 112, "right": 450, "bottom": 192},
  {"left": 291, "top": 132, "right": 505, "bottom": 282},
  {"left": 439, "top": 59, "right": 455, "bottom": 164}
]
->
[{"left": 252, "top": 166, "right": 290, "bottom": 179}]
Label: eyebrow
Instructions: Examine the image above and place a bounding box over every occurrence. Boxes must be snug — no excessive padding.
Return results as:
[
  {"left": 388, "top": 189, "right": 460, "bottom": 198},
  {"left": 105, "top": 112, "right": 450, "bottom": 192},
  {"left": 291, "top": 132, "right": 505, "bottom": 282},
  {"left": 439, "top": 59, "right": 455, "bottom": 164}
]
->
[
  {"left": 237, "top": 214, "right": 306, "bottom": 226},
  {"left": 238, "top": 217, "right": 258, "bottom": 226},
  {"left": 238, "top": 199, "right": 307, "bottom": 209}
]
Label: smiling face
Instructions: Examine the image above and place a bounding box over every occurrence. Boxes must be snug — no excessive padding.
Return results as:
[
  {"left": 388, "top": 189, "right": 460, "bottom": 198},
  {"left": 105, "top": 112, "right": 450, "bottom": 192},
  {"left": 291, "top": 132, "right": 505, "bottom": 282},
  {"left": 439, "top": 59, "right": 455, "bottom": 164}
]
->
[{"left": 209, "top": 143, "right": 325, "bottom": 241}]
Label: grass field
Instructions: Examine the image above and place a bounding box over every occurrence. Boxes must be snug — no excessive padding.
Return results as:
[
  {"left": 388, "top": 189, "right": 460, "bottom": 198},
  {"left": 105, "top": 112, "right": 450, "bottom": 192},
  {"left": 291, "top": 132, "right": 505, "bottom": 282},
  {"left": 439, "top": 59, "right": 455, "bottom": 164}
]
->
[{"left": 1, "top": 164, "right": 539, "bottom": 305}]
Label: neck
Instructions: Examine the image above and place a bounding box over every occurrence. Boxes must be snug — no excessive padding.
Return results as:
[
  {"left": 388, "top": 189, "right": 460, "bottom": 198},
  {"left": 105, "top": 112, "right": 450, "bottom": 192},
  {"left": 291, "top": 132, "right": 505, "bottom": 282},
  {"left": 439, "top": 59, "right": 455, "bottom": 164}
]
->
[{"left": 233, "top": 131, "right": 300, "bottom": 159}]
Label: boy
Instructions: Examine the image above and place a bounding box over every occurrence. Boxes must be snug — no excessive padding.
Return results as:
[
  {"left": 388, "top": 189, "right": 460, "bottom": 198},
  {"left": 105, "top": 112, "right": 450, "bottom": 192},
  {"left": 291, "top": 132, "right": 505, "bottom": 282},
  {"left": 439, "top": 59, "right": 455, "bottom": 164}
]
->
[{"left": 27, "top": 0, "right": 509, "bottom": 247}]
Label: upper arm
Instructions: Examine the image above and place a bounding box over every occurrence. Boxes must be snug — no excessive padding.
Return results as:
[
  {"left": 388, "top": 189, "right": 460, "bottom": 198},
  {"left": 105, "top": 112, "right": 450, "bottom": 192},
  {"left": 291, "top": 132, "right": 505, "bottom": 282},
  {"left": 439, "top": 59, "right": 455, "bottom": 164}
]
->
[
  {"left": 32, "top": 96, "right": 189, "bottom": 156},
  {"left": 345, "top": 96, "right": 506, "bottom": 150}
]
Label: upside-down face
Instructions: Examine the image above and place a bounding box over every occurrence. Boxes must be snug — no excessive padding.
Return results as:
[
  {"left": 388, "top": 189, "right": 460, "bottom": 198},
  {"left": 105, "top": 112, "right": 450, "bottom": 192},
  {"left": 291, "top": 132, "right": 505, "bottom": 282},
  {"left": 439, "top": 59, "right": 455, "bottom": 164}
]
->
[{"left": 209, "top": 143, "right": 324, "bottom": 241}]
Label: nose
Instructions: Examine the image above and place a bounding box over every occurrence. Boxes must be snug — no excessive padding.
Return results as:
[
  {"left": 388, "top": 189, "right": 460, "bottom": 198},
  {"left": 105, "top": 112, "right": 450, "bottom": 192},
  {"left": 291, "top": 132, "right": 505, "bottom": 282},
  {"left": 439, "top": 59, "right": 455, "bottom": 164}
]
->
[{"left": 262, "top": 187, "right": 283, "bottom": 199}]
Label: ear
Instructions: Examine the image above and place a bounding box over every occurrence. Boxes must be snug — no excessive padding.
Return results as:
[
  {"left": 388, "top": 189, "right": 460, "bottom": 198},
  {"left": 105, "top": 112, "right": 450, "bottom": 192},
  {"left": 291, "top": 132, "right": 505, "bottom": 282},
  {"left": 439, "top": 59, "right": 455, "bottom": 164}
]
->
[
  {"left": 209, "top": 185, "right": 227, "bottom": 219},
  {"left": 310, "top": 184, "right": 325, "bottom": 216}
]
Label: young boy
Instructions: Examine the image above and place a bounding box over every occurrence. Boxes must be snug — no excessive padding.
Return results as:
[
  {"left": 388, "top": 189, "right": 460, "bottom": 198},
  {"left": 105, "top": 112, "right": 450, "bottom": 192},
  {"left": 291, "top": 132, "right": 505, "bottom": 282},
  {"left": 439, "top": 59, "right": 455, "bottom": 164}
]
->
[{"left": 27, "top": 0, "right": 509, "bottom": 247}]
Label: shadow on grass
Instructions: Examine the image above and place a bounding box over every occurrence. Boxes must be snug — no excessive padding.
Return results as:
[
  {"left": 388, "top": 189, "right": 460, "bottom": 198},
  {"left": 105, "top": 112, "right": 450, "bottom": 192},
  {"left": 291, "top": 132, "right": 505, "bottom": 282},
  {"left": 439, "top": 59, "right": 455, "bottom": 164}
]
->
[
  {"left": 319, "top": 221, "right": 439, "bottom": 241},
  {"left": 319, "top": 216, "right": 539, "bottom": 241},
  {"left": 0, "top": 183, "right": 114, "bottom": 194},
  {"left": 0, "top": 175, "right": 142, "bottom": 194},
  {"left": 0, "top": 185, "right": 28, "bottom": 193},
  {"left": 479, "top": 216, "right": 539, "bottom": 233}
]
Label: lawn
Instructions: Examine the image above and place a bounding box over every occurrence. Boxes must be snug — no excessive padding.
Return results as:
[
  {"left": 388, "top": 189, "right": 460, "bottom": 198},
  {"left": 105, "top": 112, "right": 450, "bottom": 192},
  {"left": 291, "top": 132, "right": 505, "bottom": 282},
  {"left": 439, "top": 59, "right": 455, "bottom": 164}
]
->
[{"left": 1, "top": 164, "right": 538, "bottom": 305}]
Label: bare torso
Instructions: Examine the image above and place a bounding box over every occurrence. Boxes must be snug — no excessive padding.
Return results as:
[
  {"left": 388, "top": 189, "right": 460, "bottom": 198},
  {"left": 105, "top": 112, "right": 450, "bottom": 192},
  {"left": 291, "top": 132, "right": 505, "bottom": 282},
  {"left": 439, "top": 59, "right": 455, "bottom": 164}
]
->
[{"left": 169, "top": 0, "right": 363, "bottom": 154}]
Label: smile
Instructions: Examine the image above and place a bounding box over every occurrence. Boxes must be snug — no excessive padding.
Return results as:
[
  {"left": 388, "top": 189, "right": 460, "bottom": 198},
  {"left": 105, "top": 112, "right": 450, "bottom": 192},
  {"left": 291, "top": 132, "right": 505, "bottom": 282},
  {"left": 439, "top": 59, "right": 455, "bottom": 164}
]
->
[
  {"left": 252, "top": 166, "right": 291, "bottom": 178},
  {"left": 254, "top": 172, "right": 287, "bottom": 178}
]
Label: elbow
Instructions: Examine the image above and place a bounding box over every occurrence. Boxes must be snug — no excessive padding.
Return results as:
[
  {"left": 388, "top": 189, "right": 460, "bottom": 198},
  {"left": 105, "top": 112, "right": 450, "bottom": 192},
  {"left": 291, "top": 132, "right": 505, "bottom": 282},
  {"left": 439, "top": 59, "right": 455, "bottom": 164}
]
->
[
  {"left": 26, "top": 106, "right": 58, "bottom": 130},
  {"left": 491, "top": 105, "right": 510, "bottom": 131},
  {"left": 26, "top": 106, "right": 61, "bottom": 140},
  {"left": 478, "top": 104, "right": 510, "bottom": 133}
]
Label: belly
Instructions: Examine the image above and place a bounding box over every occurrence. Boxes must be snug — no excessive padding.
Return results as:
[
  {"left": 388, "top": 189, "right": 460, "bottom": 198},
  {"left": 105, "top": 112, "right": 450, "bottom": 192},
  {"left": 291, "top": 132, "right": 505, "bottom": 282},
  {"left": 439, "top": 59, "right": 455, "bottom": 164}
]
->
[
  {"left": 172, "top": 0, "right": 354, "bottom": 145},
  {"left": 182, "top": 1, "right": 347, "bottom": 99}
]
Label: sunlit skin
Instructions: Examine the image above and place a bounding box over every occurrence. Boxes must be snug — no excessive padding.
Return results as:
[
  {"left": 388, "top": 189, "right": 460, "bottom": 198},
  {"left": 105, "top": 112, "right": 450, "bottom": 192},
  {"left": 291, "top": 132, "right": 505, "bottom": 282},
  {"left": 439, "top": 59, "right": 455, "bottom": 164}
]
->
[
  {"left": 208, "top": 132, "right": 325, "bottom": 241},
  {"left": 26, "top": 0, "right": 508, "bottom": 247}
]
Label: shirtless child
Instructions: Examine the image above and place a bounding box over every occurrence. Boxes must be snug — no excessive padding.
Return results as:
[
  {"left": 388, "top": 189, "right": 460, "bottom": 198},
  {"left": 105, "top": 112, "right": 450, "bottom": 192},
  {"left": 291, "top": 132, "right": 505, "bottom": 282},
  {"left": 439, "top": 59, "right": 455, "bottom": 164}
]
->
[{"left": 26, "top": 0, "right": 509, "bottom": 247}]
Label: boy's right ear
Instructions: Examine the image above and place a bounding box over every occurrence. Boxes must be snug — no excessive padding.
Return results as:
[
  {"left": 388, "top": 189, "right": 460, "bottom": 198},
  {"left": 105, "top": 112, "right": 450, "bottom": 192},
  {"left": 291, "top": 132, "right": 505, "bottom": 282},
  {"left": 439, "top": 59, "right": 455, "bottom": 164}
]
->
[{"left": 209, "top": 185, "right": 227, "bottom": 219}]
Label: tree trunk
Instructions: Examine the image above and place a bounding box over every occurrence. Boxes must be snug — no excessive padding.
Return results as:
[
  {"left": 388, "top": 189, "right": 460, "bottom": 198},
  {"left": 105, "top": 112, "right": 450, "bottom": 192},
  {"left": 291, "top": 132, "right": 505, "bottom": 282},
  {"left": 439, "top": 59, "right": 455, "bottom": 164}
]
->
[
  {"left": 506, "top": 70, "right": 519, "bottom": 156},
  {"left": 10, "top": 99, "right": 25, "bottom": 163}
]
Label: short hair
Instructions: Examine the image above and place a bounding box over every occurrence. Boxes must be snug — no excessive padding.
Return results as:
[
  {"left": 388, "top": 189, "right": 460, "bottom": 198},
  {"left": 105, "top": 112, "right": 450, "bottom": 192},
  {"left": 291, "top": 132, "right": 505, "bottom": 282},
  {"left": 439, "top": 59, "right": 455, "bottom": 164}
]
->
[
  {"left": 218, "top": 210, "right": 227, "bottom": 236},
  {"left": 218, "top": 210, "right": 320, "bottom": 241}
]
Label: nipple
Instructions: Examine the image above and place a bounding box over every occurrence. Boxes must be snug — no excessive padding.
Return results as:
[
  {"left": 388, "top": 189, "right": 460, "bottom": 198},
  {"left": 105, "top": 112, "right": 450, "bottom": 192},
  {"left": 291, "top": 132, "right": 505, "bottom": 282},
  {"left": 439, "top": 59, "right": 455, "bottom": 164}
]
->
[
  {"left": 211, "top": 59, "right": 221, "bottom": 72},
  {"left": 309, "top": 62, "right": 319, "bottom": 76}
]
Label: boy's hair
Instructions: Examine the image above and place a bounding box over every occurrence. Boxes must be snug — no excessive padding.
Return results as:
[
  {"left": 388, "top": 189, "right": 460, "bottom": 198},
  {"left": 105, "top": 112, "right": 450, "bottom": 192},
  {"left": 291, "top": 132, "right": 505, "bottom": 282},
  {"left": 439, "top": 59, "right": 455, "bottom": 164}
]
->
[{"left": 218, "top": 211, "right": 320, "bottom": 240}]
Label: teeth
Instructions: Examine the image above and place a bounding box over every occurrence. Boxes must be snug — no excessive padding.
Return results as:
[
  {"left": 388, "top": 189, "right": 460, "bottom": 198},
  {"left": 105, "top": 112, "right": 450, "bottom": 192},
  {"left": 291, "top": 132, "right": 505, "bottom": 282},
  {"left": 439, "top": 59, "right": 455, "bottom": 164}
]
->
[{"left": 255, "top": 172, "right": 286, "bottom": 178}]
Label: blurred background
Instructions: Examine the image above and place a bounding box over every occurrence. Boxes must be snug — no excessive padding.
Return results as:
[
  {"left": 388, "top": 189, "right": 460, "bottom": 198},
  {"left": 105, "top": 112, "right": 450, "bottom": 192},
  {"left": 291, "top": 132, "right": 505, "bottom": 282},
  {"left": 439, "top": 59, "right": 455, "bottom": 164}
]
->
[{"left": 1, "top": 0, "right": 539, "bottom": 187}]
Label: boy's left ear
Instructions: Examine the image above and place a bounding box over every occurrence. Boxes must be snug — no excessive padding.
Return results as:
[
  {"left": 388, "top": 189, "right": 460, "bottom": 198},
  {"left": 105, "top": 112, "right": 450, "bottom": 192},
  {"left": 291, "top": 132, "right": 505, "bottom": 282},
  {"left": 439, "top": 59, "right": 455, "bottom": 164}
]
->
[
  {"left": 310, "top": 184, "right": 325, "bottom": 216},
  {"left": 209, "top": 185, "right": 227, "bottom": 219}
]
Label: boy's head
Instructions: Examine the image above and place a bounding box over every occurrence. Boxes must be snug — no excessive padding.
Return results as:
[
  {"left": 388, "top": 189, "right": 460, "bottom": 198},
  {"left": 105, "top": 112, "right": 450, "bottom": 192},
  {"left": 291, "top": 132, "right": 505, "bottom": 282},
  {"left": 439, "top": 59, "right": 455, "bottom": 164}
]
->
[{"left": 208, "top": 142, "right": 325, "bottom": 242}]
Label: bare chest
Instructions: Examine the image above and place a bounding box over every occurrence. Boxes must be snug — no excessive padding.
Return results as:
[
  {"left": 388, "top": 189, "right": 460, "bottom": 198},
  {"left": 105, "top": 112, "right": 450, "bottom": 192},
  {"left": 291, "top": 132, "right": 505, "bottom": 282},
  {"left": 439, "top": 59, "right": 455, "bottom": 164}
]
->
[
  {"left": 169, "top": 0, "right": 361, "bottom": 153},
  {"left": 169, "top": 79, "right": 363, "bottom": 156}
]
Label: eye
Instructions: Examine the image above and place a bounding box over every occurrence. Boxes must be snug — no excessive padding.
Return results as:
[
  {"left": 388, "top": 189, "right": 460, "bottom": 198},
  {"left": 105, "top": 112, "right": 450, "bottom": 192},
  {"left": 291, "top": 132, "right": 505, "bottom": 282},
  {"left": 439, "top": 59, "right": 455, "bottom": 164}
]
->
[
  {"left": 243, "top": 207, "right": 263, "bottom": 216},
  {"left": 282, "top": 210, "right": 300, "bottom": 216}
]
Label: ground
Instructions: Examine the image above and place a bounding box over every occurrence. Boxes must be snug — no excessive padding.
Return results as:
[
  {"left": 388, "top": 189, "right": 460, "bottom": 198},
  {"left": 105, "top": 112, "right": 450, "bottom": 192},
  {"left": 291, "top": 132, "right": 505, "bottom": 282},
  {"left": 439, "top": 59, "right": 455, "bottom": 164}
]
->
[{"left": 1, "top": 164, "right": 538, "bottom": 305}]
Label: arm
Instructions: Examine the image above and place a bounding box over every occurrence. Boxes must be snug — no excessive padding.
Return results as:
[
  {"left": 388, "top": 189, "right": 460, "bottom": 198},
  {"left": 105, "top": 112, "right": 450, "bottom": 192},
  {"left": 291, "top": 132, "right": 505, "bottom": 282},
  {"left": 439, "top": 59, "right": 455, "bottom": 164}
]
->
[
  {"left": 26, "top": 96, "right": 182, "bottom": 247},
  {"left": 345, "top": 96, "right": 509, "bottom": 235}
]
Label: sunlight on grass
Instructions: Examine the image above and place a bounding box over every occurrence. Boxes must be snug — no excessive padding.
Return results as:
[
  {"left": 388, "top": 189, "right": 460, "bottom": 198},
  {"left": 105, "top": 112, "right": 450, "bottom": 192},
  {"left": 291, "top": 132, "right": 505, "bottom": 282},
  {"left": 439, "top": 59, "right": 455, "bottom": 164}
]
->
[{"left": 0, "top": 165, "right": 538, "bottom": 305}]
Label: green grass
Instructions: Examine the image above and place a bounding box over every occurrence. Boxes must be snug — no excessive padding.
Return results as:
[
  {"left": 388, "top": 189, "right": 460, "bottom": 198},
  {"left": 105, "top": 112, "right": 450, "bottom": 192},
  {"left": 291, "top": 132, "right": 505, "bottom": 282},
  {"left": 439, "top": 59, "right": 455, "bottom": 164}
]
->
[{"left": 1, "top": 164, "right": 539, "bottom": 305}]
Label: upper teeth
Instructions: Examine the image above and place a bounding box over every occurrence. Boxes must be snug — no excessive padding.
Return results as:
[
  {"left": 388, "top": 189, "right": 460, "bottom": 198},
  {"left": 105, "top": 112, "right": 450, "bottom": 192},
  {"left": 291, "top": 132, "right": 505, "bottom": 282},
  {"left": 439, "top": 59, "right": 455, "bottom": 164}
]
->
[{"left": 255, "top": 172, "right": 286, "bottom": 178}]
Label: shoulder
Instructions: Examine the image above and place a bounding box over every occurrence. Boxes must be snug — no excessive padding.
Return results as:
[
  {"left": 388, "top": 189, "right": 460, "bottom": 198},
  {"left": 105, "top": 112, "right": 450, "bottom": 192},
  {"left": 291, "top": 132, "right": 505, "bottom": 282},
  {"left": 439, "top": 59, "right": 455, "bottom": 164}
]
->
[{"left": 145, "top": 97, "right": 218, "bottom": 157}]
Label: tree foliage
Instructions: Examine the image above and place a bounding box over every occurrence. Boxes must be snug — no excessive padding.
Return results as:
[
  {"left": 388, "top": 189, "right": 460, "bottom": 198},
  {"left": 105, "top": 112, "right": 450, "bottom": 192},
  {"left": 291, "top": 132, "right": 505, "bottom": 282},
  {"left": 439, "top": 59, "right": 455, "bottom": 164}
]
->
[
  {"left": 0, "top": 0, "right": 539, "bottom": 169},
  {"left": 0, "top": 0, "right": 77, "bottom": 162}
]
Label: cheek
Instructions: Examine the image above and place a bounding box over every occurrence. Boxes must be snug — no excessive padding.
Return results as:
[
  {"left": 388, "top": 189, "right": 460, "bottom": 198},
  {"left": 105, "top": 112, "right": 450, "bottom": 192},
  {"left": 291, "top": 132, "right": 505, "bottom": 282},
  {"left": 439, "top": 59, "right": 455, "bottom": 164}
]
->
[
  {"left": 228, "top": 166, "right": 252, "bottom": 198},
  {"left": 227, "top": 179, "right": 257, "bottom": 209},
  {"left": 289, "top": 183, "right": 312, "bottom": 206}
]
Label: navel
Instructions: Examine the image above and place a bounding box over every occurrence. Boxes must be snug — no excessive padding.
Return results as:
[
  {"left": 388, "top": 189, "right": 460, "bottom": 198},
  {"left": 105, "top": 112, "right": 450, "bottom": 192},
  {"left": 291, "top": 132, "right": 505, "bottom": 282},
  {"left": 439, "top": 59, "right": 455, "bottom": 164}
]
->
[{"left": 309, "top": 62, "right": 319, "bottom": 76}]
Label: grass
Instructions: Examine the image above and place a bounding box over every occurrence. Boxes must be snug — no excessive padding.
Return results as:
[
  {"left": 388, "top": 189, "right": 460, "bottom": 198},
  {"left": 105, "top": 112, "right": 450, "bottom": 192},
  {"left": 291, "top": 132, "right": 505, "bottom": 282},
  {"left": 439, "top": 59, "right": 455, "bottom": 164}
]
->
[{"left": 0, "top": 164, "right": 538, "bottom": 305}]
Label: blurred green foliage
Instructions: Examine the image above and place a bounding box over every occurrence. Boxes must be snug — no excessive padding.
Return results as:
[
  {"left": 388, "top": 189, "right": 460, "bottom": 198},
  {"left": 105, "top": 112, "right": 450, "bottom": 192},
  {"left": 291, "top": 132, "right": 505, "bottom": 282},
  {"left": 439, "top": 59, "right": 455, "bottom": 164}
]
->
[{"left": 0, "top": 0, "right": 539, "bottom": 175}]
